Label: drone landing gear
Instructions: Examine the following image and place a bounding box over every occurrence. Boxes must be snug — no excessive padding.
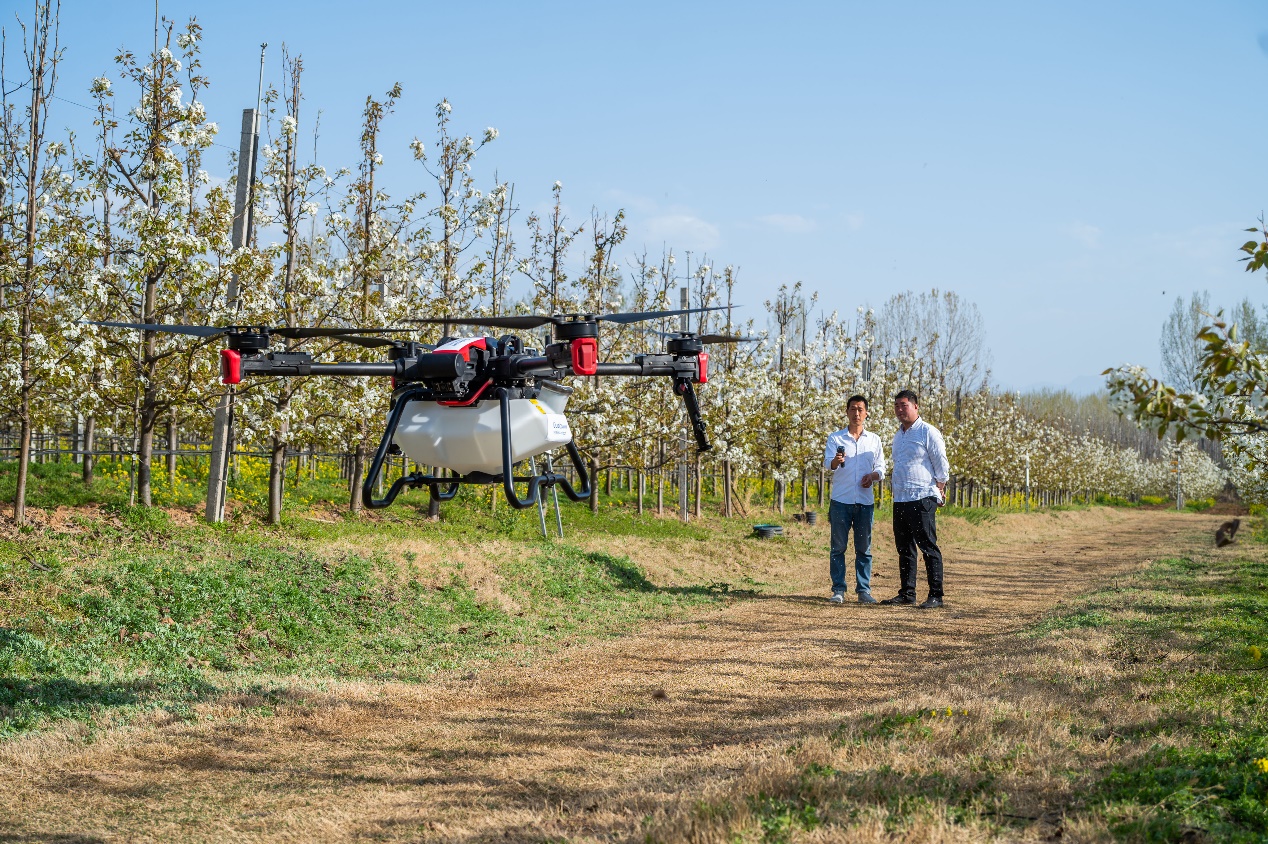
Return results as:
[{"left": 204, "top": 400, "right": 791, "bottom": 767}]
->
[
  {"left": 674, "top": 378, "right": 711, "bottom": 452},
  {"left": 361, "top": 386, "right": 592, "bottom": 511}
]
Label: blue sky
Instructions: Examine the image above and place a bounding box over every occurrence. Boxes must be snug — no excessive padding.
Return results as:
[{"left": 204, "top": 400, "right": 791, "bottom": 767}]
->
[{"left": 23, "top": 0, "right": 1268, "bottom": 392}]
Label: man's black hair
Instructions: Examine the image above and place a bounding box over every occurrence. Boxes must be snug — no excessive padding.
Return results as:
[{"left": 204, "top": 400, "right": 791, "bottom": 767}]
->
[
  {"left": 894, "top": 389, "right": 919, "bottom": 406},
  {"left": 847, "top": 394, "right": 868, "bottom": 411}
]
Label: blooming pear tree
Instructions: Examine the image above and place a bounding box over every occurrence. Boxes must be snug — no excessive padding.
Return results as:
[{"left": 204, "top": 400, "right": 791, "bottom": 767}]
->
[
  {"left": 0, "top": 10, "right": 1227, "bottom": 520},
  {"left": 0, "top": 2, "right": 99, "bottom": 523},
  {"left": 90, "top": 20, "right": 236, "bottom": 507}
]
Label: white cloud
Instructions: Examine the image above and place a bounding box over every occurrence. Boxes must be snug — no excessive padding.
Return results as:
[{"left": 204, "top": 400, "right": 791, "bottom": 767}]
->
[
  {"left": 755, "top": 213, "right": 817, "bottom": 233},
  {"left": 1070, "top": 221, "right": 1101, "bottom": 248},
  {"left": 642, "top": 213, "right": 721, "bottom": 252},
  {"left": 845, "top": 212, "right": 864, "bottom": 230}
]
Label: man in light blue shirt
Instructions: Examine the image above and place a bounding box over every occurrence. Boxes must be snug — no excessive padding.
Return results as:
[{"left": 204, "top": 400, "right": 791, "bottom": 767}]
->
[
  {"left": 881, "top": 389, "right": 951, "bottom": 609},
  {"left": 823, "top": 395, "right": 886, "bottom": 604}
]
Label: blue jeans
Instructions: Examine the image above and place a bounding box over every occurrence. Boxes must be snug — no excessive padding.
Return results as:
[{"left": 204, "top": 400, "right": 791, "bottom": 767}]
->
[{"left": 829, "top": 500, "right": 874, "bottom": 594}]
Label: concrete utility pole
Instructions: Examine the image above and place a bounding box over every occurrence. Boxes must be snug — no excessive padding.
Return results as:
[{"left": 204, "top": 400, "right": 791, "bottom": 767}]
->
[
  {"left": 1024, "top": 454, "right": 1031, "bottom": 512},
  {"left": 1176, "top": 447, "right": 1184, "bottom": 511},
  {"left": 206, "top": 47, "right": 265, "bottom": 523},
  {"left": 678, "top": 286, "right": 690, "bottom": 523}
]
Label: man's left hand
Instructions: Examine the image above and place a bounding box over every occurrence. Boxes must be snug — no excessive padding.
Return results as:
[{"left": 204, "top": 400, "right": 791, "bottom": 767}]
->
[{"left": 860, "top": 472, "right": 875, "bottom": 489}]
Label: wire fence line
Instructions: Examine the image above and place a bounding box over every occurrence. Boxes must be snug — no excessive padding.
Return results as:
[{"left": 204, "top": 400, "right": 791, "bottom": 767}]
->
[{"left": 1, "top": 426, "right": 1110, "bottom": 516}]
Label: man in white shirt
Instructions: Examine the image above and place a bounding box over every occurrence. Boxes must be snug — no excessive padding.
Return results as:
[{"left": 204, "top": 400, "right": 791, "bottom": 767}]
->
[
  {"left": 881, "top": 389, "right": 951, "bottom": 609},
  {"left": 823, "top": 395, "right": 886, "bottom": 604}
]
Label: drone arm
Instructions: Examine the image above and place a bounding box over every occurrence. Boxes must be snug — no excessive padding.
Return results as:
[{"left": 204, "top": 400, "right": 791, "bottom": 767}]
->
[
  {"left": 239, "top": 353, "right": 398, "bottom": 379},
  {"left": 592, "top": 360, "right": 694, "bottom": 378},
  {"left": 593, "top": 362, "right": 655, "bottom": 376},
  {"left": 513, "top": 355, "right": 703, "bottom": 381},
  {"left": 308, "top": 362, "right": 398, "bottom": 376}
]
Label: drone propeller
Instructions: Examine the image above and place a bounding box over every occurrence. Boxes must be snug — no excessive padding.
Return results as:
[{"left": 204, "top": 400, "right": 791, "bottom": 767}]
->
[
  {"left": 87, "top": 321, "right": 418, "bottom": 345},
  {"left": 406, "top": 305, "right": 733, "bottom": 331},
  {"left": 655, "top": 331, "right": 758, "bottom": 345},
  {"left": 332, "top": 334, "right": 438, "bottom": 350}
]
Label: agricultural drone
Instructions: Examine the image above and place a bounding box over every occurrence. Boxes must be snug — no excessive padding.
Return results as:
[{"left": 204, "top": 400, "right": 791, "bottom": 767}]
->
[{"left": 93, "top": 308, "right": 749, "bottom": 513}]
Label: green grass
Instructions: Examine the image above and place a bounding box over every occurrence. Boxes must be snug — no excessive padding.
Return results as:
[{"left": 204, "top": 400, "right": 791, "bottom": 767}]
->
[
  {"left": 0, "top": 462, "right": 763, "bottom": 739},
  {"left": 0, "top": 454, "right": 363, "bottom": 512},
  {"left": 1091, "top": 493, "right": 1213, "bottom": 510},
  {"left": 938, "top": 504, "right": 997, "bottom": 525},
  {"left": 1074, "top": 553, "right": 1268, "bottom": 842}
]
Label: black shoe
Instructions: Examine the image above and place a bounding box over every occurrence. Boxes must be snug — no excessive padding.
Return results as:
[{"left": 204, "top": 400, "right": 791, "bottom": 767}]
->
[
  {"left": 880, "top": 595, "right": 915, "bottom": 606},
  {"left": 917, "top": 597, "right": 944, "bottom": 609}
]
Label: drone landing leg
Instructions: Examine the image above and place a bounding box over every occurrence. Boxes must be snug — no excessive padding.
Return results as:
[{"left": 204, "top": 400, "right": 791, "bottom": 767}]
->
[
  {"left": 495, "top": 388, "right": 593, "bottom": 510},
  {"left": 531, "top": 456, "right": 549, "bottom": 538},
  {"left": 674, "top": 380, "right": 712, "bottom": 452},
  {"left": 362, "top": 386, "right": 460, "bottom": 509},
  {"left": 544, "top": 451, "right": 564, "bottom": 538}
]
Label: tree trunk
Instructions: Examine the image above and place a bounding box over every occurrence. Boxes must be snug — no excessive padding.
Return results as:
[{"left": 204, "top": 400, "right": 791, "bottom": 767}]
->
[
  {"left": 637, "top": 470, "right": 645, "bottom": 516},
  {"left": 166, "top": 419, "right": 178, "bottom": 486},
  {"left": 657, "top": 468, "right": 664, "bottom": 516},
  {"left": 138, "top": 399, "right": 156, "bottom": 507},
  {"left": 723, "top": 460, "right": 732, "bottom": 518},
  {"left": 82, "top": 416, "right": 95, "bottom": 486},
  {"left": 13, "top": 417, "right": 31, "bottom": 525},
  {"left": 694, "top": 455, "right": 702, "bottom": 519},
  {"left": 268, "top": 434, "right": 287, "bottom": 525},
  {"left": 349, "top": 443, "right": 366, "bottom": 513},
  {"left": 589, "top": 454, "right": 600, "bottom": 513}
]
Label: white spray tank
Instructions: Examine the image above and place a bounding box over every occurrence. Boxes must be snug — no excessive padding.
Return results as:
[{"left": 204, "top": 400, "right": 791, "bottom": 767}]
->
[{"left": 393, "top": 381, "right": 574, "bottom": 475}]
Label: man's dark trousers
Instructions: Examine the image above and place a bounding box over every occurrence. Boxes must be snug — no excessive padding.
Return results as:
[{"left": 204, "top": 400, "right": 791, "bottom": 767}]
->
[{"left": 892, "top": 496, "right": 943, "bottom": 600}]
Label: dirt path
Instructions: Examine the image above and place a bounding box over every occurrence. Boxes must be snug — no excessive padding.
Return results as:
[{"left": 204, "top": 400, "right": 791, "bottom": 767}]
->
[{"left": 0, "top": 508, "right": 1222, "bottom": 842}]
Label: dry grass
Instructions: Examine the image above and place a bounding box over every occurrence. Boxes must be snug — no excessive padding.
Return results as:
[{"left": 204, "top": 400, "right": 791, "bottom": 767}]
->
[
  {"left": 648, "top": 518, "right": 1262, "bottom": 843},
  {"left": 0, "top": 507, "right": 1221, "bottom": 842}
]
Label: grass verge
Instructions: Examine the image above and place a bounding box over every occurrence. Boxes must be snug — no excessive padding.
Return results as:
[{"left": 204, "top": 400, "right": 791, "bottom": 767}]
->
[
  {"left": 1, "top": 466, "right": 778, "bottom": 740},
  {"left": 647, "top": 539, "right": 1268, "bottom": 842}
]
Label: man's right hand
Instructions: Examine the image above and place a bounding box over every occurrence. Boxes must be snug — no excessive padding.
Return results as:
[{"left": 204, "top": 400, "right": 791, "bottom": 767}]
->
[{"left": 830, "top": 455, "right": 845, "bottom": 470}]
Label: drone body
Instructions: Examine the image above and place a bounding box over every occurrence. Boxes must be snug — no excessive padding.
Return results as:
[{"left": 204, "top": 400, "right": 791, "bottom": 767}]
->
[
  {"left": 93, "top": 308, "right": 750, "bottom": 513},
  {"left": 394, "top": 378, "right": 574, "bottom": 476}
]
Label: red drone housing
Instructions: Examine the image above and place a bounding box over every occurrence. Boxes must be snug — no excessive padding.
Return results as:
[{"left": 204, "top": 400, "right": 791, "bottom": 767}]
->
[
  {"left": 570, "top": 337, "right": 598, "bottom": 376},
  {"left": 220, "top": 349, "right": 242, "bottom": 385}
]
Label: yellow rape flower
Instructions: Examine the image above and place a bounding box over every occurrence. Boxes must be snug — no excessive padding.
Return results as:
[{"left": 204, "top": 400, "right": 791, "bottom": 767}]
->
[
  {"left": 1256, "top": 758, "right": 1268, "bottom": 774},
  {"left": 1250, "top": 646, "right": 1263, "bottom": 662}
]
